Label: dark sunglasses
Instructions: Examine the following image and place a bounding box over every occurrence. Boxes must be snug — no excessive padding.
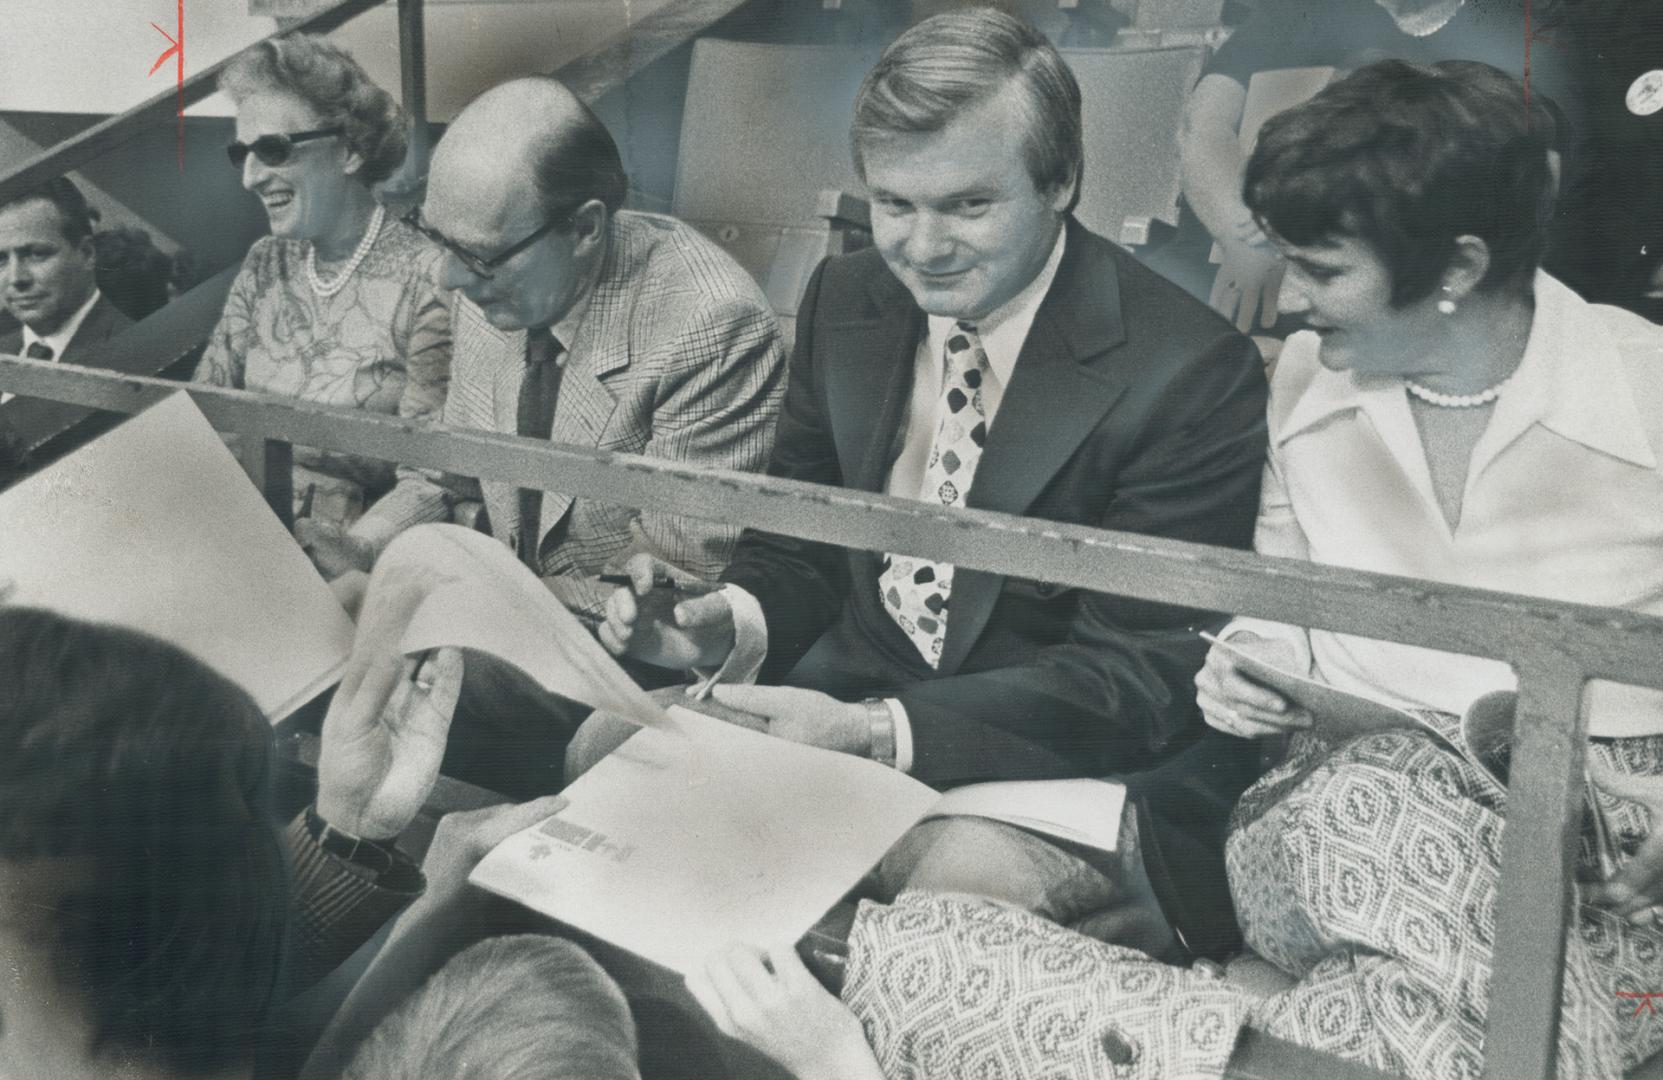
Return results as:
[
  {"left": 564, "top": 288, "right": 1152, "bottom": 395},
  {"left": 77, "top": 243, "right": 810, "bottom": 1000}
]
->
[
  {"left": 400, "top": 207, "right": 569, "bottom": 280},
  {"left": 226, "top": 126, "right": 345, "bottom": 170}
]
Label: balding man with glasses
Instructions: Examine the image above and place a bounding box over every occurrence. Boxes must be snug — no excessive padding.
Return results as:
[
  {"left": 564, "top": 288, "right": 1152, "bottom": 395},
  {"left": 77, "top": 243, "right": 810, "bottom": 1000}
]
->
[{"left": 318, "top": 77, "right": 786, "bottom": 795}]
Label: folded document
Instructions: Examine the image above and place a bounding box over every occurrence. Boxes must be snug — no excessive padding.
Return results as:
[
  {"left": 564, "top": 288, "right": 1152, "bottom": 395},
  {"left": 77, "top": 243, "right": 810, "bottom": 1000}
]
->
[{"left": 469, "top": 706, "right": 1127, "bottom": 975}]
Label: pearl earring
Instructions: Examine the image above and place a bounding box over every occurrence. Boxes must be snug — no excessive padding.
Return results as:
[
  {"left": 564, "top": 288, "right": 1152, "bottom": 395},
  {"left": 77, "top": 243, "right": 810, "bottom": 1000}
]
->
[{"left": 1437, "top": 286, "right": 1456, "bottom": 316}]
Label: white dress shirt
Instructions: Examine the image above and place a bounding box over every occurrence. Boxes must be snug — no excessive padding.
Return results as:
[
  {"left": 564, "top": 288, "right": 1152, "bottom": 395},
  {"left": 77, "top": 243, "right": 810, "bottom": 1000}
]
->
[
  {"left": 1225, "top": 272, "right": 1663, "bottom": 737},
  {"left": 3, "top": 287, "right": 102, "bottom": 405},
  {"left": 709, "top": 230, "right": 1070, "bottom": 770}
]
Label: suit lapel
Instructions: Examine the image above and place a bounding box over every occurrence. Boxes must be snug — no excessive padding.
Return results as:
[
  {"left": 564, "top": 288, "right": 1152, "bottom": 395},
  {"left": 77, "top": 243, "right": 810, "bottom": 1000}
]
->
[
  {"left": 448, "top": 308, "right": 524, "bottom": 545},
  {"left": 58, "top": 297, "right": 125, "bottom": 365},
  {"left": 831, "top": 271, "right": 921, "bottom": 493},
  {"left": 539, "top": 220, "right": 630, "bottom": 547},
  {"left": 938, "top": 220, "right": 1132, "bottom": 674}
]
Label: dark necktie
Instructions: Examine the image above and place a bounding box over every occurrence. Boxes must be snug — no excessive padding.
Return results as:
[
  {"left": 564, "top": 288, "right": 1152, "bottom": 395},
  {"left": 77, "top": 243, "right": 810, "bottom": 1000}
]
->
[
  {"left": 515, "top": 327, "right": 565, "bottom": 570},
  {"left": 24, "top": 341, "right": 53, "bottom": 360}
]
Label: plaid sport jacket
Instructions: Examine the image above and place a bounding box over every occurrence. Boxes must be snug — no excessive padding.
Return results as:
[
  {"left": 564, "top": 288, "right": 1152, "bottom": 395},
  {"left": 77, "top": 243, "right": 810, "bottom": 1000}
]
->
[{"left": 352, "top": 211, "right": 786, "bottom": 618}]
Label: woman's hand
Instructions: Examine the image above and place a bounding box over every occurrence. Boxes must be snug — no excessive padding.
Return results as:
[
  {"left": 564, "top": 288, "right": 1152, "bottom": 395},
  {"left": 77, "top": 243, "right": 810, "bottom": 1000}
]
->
[
  {"left": 1588, "top": 761, "right": 1663, "bottom": 926},
  {"left": 1195, "top": 631, "right": 1313, "bottom": 739},
  {"left": 1209, "top": 239, "right": 1285, "bottom": 334},
  {"left": 687, "top": 942, "right": 885, "bottom": 1080}
]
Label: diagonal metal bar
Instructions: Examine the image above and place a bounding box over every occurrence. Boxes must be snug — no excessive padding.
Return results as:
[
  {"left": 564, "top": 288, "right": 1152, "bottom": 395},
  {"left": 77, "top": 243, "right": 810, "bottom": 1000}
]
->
[
  {"left": 0, "top": 0, "right": 385, "bottom": 206},
  {"left": 554, "top": 0, "right": 757, "bottom": 102}
]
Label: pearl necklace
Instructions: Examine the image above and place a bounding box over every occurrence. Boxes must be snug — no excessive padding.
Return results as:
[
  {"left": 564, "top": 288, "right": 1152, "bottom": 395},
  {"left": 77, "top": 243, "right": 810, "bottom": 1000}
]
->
[
  {"left": 307, "top": 204, "right": 385, "bottom": 298},
  {"left": 1403, "top": 375, "right": 1510, "bottom": 408}
]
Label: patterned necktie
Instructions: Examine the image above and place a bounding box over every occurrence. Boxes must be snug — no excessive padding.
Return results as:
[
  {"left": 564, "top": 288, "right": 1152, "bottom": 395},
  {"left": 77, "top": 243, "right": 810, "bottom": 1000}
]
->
[
  {"left": 24, "top": 341, "right": 53, "bottom": 360},
  {"left": 515, "top": 327, "right": 564, "bottom": 570},
  {"left": 879, "top": 321, "right": 992, "bottom": 667}
]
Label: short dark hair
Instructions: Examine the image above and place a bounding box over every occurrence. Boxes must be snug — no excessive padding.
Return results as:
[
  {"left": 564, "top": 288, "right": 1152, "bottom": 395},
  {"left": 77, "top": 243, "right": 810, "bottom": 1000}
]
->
[
  {"left": 851, "top": 8, "right": 1083, "bottom": 212},
  {"left": 220, "top": 35, "right": 409, "bottom": 186},
  {"left": 526, "top": 78, "right": 628, "bottom": 220},
  {"left": 0, "top": 608, "right": 288, "bottom": 1074},
  {"left": 1244, "top": 59, "right": 1557, "bottom": 306},
  {"left": 0, "top": 176, "right": 99, "bottom": 246}
]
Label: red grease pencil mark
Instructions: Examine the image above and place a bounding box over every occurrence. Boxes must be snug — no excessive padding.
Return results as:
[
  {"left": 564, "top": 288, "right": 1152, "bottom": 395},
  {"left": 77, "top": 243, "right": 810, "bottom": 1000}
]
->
[
  {"left": 147, "top": 0, "right": 186, "bottom": 172},
  {"left": 1618, "top": 991, "right": 1663, "bottom": 1017}
]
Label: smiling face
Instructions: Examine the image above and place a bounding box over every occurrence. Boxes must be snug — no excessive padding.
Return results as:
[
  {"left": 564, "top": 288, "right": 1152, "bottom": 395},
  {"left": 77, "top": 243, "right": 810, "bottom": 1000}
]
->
[
  {"left": 859, "top": 88, "right": 1069, "bottom": 322},
  {"left": 0, "top": 198, "right": 98, "bottom": 337},
  {"left": 234, "top": 90, "right": 357, "bottom": 244},
  {"left": 1274, "top": 233, "right": 1451, "bottom": 377}
]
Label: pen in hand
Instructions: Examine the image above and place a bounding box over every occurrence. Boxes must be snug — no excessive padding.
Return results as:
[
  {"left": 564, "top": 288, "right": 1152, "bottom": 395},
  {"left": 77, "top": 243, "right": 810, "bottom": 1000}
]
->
[{"left": 597, "top": 573, "right": 725, "bottom": 596}]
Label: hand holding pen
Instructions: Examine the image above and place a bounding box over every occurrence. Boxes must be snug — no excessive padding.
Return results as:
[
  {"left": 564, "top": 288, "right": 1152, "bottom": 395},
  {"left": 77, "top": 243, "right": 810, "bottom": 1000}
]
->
[{"left": 597, "top": 554, "right": 736, "bottom": 671}]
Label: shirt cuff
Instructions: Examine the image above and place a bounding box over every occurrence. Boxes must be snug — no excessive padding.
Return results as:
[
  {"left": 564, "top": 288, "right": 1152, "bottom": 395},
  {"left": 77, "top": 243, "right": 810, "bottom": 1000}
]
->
[
  {"left": 688, "top": 583, "right": 768, "bottom": 695},
  {"left": 283, "top": 810, "right": 425, "bottom": 989},
  {"left": 884, "top": 698, "right": 915, "bottom": 774}
]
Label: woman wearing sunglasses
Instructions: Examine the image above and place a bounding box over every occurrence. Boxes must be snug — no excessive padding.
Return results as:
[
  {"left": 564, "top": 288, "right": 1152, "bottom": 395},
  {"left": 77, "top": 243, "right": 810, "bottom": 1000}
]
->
[{"left": 195, "top": 36, "right": 450, "bottom": 533}]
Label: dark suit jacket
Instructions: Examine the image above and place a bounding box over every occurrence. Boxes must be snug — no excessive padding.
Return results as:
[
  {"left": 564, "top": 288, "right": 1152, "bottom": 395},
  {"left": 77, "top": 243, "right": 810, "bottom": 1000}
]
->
[
  {"left": 723, "top": 218, "right": 1270, "bottom": 956},
  {"left": 0, "top": 294, "right": 133, "bottom": 485},
  {"left": 0, "top": 291, "right": 132, "bottom": 366}
]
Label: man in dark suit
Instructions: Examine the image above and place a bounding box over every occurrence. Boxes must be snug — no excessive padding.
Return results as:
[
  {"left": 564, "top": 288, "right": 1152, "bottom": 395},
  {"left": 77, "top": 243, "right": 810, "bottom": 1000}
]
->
[
  {"left": 596, "top": 9, "right": 1268, "bottom": 959},
  {"left": 0, "top": 177, "right": 133, "bottom": 482}
]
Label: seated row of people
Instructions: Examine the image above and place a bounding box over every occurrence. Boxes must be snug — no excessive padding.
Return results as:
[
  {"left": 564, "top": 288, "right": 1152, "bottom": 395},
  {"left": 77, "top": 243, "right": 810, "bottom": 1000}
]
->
[{"left": 2, "top": 8, "right": 1661, "bottom": 1079}]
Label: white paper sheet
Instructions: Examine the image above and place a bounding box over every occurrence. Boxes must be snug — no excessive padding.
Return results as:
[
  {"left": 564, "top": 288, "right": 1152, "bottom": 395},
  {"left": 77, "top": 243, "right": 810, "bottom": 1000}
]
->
[
  {"left": 926, "top": 778, "right": 1126, "bottom": 854},
  {"left": 470, "top": 704, "right": 941, "bottom": 975},
  {"left": 0, "top": 393, "right": 354, "bottom": 720},
  {"left": 394, "top": 532, "right": 674, "bottom": 730}
]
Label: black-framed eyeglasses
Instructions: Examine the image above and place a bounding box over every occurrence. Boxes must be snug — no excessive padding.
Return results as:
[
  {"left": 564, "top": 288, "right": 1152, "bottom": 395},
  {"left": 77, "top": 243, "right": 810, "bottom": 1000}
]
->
[
  {"left": 226, "top": 126, "right": 345, "bottom": 170},
  {"left": 400, "top": 207, "right": 568, "bottom": 280}
]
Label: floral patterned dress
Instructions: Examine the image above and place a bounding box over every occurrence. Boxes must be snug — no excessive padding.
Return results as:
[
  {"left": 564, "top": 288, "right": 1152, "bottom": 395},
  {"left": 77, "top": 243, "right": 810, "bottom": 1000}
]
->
[{"left": 194, "top": 217, "right": 451, "bottom": 528}]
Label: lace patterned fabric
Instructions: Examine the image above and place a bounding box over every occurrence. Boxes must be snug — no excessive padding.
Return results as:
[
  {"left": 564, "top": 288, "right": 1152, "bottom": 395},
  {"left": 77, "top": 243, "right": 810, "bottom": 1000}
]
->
[
  {"left": 194, "top": 219, "right": 451, "bottom": 528},
  {"left": 842, "top": 727, "right": 1663, "bottom": 1080},
  {"left": 845, "top": 893, "right": 1248, "bottom": 1079},
  {"left": 1227, "top": 723, "right": 1663, "bottom": 1079}
]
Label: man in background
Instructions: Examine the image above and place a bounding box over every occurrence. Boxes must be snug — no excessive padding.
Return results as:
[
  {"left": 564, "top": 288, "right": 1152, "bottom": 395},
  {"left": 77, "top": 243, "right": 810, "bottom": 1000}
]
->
[{"left": 0, "top": 177, "right": 133, "bottom": 482}]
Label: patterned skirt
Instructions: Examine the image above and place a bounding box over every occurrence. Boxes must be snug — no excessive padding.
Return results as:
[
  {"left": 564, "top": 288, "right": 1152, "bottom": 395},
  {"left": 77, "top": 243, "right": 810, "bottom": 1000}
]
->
[
  {"left": 842, "top": 725, "right": 1663, "bottom": 1080},
  {"left": 1226, "top": 721, "right": 1663, "bottom": 1079}
]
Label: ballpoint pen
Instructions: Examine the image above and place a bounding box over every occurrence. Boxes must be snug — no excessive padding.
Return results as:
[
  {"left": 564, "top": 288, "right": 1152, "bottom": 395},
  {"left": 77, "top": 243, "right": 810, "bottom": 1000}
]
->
[{"left": 596, "top": 573, "right": 725, "bottom": 596}]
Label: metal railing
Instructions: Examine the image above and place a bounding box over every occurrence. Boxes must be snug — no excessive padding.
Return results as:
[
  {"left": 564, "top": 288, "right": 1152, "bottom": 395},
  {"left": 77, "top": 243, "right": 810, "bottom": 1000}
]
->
[
  {"left": 4, "top": 355, "right": 1661, "bottom": 1080},
  {"left": 1, "top": 2, "right": 1657, "bottom": 1076}
]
